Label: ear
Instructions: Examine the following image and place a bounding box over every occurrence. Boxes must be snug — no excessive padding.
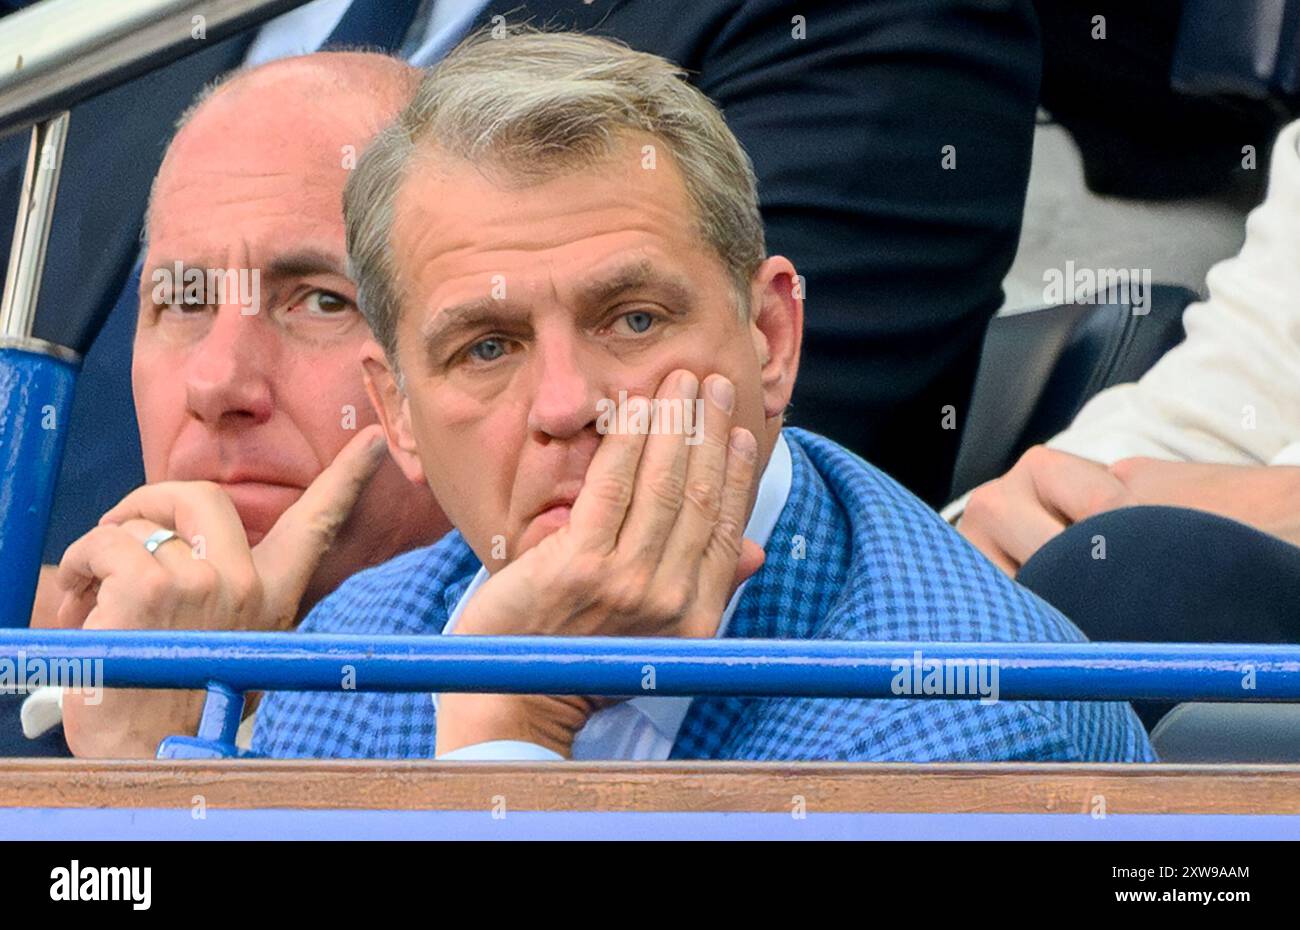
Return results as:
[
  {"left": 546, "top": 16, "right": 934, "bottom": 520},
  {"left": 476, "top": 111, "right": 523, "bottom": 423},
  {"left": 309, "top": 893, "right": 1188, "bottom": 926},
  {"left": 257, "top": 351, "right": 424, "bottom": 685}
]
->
[
  {"left": 360, "top": 339, "right": 426, "bottom": 487},
  {"left": 747, "top": 256, "right": 803, "bottom": 421}
]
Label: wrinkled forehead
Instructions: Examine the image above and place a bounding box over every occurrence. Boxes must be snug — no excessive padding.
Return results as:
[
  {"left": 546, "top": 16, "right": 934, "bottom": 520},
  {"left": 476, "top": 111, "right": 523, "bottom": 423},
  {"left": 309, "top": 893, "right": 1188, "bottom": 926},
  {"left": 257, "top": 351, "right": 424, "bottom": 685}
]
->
[
  {"left": 148, "top": 167, "right": 346, "bottom": 258},
  {"left": 389, "top": 137, "right": 703, "bottom": 277},
  {"left": 148, "top": 97, "right": 377, "bottom": 252}
]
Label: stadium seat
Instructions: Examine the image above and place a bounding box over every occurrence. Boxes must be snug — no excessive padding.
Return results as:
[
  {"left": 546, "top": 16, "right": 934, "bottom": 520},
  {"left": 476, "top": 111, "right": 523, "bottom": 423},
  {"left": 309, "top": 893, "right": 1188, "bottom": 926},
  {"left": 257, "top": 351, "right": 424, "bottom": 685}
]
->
[
  {"left": 1152, "top": 703, "right": 1300, "bottom": 763},
  {"left": 948, "top": 284, "right": 1196, "bottom": 502}
]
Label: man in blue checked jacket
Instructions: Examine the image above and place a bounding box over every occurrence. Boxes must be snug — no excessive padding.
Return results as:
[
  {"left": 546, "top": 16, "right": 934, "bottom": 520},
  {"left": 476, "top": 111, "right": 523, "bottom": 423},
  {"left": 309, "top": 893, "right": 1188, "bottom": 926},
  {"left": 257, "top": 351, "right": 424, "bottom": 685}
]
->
[{"left": 251, "top": 32, "right": 1155, "bottom": 763}]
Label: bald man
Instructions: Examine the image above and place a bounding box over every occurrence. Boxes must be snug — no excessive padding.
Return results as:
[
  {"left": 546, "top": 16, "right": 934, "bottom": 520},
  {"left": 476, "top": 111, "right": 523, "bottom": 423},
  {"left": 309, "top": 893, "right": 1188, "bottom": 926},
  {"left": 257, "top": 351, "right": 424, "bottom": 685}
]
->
[{"left": 25, "top": 52, "right": 449, "bottom": 758}]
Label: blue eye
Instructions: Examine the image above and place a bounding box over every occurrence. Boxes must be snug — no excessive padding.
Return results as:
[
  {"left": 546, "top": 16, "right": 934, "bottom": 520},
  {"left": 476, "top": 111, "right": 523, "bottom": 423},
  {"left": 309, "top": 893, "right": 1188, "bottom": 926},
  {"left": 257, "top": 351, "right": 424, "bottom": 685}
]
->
[
  {"left": 620, "top": 311, "right": 655, "bottom": 334},
  {"left": 468, "top": 337, "right": 508, "bottom": 362}
]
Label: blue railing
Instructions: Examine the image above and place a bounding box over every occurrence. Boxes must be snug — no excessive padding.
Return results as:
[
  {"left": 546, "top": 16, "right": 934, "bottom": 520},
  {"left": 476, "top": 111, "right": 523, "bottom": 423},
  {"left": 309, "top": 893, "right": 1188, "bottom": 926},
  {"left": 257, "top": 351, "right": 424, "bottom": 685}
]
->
[{"left": 3, "top": 629, "right": 1300, "bottom": 758}]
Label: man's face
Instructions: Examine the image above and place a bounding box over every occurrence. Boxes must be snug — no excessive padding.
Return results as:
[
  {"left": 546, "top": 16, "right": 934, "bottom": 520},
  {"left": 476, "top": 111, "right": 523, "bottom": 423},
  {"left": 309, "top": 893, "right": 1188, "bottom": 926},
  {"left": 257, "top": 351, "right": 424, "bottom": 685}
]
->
[
  {"left": 134, "top": 76, "right": 445, "bottom": 594},
  {"left": 372, "top": 133, "right": 800, "bottom": 565}
]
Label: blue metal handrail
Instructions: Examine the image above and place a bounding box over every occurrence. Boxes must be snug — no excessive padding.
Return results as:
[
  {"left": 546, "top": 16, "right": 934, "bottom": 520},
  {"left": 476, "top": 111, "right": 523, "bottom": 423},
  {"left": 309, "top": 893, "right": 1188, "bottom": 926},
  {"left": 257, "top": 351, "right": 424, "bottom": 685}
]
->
[
  {"left": 3, "top": 629, "right": 1299, "bottom": 702},
  {"left": 6, "top": 630, "right": 1296, "bottom": 758}
]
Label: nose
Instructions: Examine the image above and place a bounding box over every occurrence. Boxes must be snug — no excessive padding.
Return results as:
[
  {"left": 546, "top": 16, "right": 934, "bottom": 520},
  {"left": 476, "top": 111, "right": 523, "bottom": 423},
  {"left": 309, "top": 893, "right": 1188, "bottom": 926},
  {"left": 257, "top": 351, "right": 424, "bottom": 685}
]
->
[
  {"left": 184, "top": 307, "right": 274, "bottom": 428},
  {"left": 525, "top": 333, "right": 604, "bottom": 441}
]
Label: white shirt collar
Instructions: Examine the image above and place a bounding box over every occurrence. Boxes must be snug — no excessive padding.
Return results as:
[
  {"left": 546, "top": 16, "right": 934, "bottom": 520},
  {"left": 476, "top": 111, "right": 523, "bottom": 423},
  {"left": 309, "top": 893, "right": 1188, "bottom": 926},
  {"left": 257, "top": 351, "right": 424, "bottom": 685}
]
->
[{"left": 440, "top": 432, "right": 794, "bottom": 746}]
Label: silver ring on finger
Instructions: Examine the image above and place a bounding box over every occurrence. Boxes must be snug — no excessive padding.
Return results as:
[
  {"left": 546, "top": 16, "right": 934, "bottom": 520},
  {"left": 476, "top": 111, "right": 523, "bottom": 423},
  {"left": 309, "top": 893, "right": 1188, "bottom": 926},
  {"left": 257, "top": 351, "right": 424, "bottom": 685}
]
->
[{"left": 142, "top": 528, "right": 184, "bottom": 556}]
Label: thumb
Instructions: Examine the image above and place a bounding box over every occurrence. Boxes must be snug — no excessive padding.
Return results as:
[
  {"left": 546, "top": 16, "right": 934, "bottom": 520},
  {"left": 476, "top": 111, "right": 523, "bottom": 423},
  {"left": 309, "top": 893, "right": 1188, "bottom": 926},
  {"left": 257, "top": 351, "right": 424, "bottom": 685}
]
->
[
  {"left": 729, "top": 537, "right": 766, "bottom": 598},
  {"left": 684, "top": 537, "right": 765, "bottom": 639},
  {"left": 251, "top": 425, "right": 389, "bottom": 610}
]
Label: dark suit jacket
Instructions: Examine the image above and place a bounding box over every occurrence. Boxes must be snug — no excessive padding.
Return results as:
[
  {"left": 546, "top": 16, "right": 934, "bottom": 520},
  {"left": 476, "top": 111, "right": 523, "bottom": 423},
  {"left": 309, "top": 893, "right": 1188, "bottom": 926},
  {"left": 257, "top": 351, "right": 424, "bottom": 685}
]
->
[{"left": 19, "top": 0, "right": 1040, "bottom": 567}]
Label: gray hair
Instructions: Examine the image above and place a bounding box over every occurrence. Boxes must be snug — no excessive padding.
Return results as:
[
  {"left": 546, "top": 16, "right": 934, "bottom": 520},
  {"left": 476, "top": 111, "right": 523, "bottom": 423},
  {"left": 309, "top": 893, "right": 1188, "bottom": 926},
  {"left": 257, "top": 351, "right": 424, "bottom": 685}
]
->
[{"left": 345, "top": 28, "right": 766, "bottom": 364}]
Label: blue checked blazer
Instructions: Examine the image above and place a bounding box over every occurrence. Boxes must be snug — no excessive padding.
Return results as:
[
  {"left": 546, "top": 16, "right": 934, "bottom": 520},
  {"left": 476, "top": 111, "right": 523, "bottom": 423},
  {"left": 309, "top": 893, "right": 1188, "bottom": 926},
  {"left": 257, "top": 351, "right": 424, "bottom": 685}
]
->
[{"left": 252, "top": 429, "right": 1156, "bottom": 762}]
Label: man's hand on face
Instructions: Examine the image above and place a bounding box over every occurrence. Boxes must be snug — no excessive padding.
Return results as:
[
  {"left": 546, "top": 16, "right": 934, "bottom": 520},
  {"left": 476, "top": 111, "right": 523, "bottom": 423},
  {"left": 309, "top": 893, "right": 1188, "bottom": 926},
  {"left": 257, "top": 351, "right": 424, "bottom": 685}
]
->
[
  {"left": 53, "top": 426, "right": 390, "bottom": 758},
  {"left": 435, "top": 370, "right": 764, "bottom": 759},
  {"left": 958, "top": 446, "right": 1137, "bottom": 576}
]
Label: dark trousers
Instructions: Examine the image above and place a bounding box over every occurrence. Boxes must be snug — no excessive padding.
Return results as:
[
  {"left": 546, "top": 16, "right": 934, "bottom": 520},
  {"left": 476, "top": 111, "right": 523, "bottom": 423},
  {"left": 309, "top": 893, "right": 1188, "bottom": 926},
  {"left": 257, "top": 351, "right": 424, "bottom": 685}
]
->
[{"left": 1017, "top": 505, "right": 1300, "bottom": 729}]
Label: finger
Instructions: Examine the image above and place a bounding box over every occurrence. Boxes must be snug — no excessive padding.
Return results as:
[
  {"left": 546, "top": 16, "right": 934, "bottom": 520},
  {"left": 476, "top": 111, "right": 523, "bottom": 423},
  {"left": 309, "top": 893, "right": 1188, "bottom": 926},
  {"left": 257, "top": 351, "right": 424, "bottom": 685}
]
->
[
  {"left": 620, "top": 369, "right": 706, "bottom": 558},
  {"left": 986, "top": 547, "right": 1021, "bottom": 578},
  {"left": 1030, "top": 451, "right": 1136, "bottom": 524},
  {"left": 59, "top": 523, "right": 161, "bottom": 594},
  {"left": 55, "top": 586, "right": 97, "bottom": 630},
  {"left": 958, "top": 518, "right": 1028, "bottom": 577},
  {"left": 688, "top": 425, "right": 759, "bottom": 628},
  {"left": 99, "top": 485, "right": 256, "bottom": 609},
  {"left": 960, "top": 467, "right": 1067, "bottom": 572},
  {"left": 101, "top": 479, "right": 248, "bottom": 559},
  {"left": 567, "top": 396, "right": 652, "bottom": 551},
  {"left": 654, "top": 373, "right": 734, "bottom": 578},
  {"left": 110, "top": 519, "right": 236, "bottom": 622},
  {"left": 734, "top": 538, "right": 766, "bottom": 592},
  {"left": 31, "top": 566, "right": 74, "bottom": 629},
  {"left": 112, "top": 518, "right": 195, "bottom": 574},
  {"left": 251, "top": 424, "right": 388, "bottom": 606},
  {"left": 57, "top": 524, "right": 172, "bottom": 628},
  {"left": 986, "top": 491, "right": 1066, "bottom": 569}
]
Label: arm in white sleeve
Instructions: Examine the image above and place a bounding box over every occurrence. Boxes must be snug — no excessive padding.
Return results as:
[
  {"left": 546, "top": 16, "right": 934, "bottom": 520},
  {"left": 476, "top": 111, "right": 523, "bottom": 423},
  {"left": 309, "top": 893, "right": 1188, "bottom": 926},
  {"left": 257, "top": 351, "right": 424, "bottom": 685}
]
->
[
  {"left": 1047, "top": 120, "right": 1300, "bottom": 468},
  {"left": 943, "top": 121, "right": 1300, "bottom": 523}
]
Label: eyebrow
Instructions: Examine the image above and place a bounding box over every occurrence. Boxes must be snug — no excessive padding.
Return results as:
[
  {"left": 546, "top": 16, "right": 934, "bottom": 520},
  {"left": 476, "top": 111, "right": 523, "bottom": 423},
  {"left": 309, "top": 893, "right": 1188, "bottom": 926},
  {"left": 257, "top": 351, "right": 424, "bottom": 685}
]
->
[
  {"left": 264, "top": 248, "right": 348, "bottom": 279},
  {"left": 419, "top": 299, "right": 521, "bottom": 362},
  {"left": 573, "top": 260, "right": 696, "bottom": 310},
  {"left": 142, "top": 249, "right": 349, "bottom": 286}
]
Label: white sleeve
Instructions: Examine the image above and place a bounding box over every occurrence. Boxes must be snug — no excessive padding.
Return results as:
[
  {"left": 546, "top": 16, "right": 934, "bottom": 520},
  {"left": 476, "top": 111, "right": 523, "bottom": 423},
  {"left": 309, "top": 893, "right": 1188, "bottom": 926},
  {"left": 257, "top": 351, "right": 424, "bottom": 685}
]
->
[
  {"left": 1269, "top": 441, "right": 1300, "bottom": 467},
  {"left": 436, "top": 740, "right": 564, "bottom": 761},
  {"left": 1046, "top": 119, "right": 1300, "bottom": 468}
]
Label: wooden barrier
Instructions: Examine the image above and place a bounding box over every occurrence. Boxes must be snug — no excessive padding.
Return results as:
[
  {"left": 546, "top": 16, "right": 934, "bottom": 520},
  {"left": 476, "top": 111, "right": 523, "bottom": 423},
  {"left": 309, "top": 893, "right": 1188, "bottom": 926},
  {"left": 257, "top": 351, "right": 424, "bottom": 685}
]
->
[{"left": 3, "top": 760, "right": 1300, "bottom": 814}]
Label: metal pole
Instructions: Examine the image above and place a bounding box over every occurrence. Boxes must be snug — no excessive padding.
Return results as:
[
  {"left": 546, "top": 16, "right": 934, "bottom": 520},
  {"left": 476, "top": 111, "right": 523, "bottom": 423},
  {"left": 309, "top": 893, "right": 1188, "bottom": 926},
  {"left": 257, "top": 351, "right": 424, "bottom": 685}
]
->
[
  {"left": 155, "top": 681, "right": 246, "bottom": 758},
  {"left": 4, "top": 630, "right": 1300, "bottom": 703},
  {"left": 0, "top": 112, "right": 78, "bottom": 627},
  {"left": 0, "top": 0, "right": 312, "bottom": 137},
  {"left": 0, "top": 111, "right": 69, "bottom": 340}
]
